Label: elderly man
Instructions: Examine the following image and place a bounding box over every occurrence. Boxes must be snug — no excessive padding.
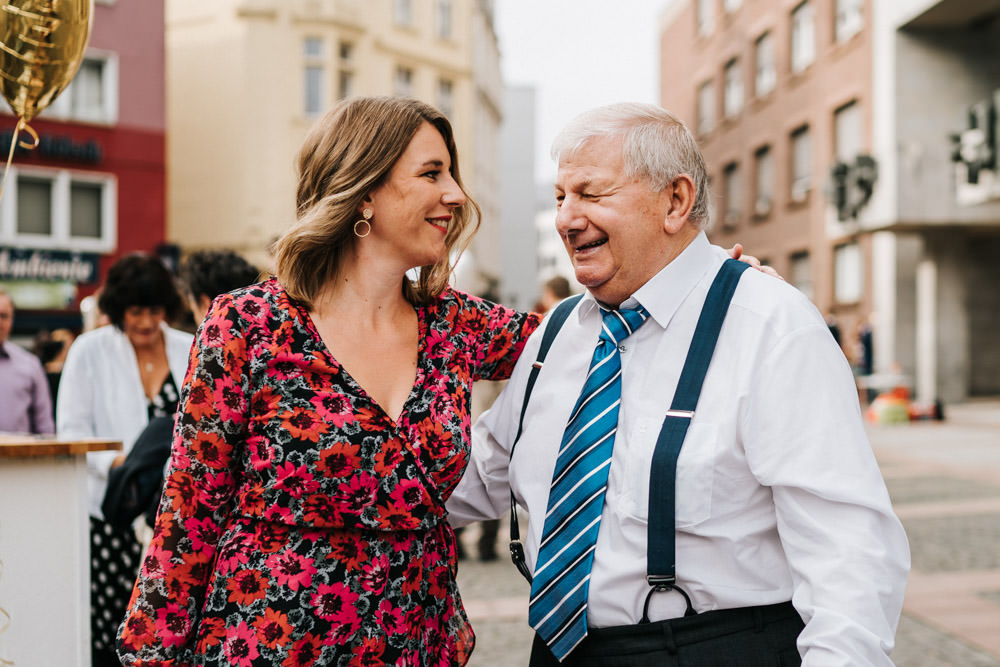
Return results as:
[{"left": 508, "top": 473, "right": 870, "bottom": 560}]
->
[
  {"left": 448, "top": 103, "right": 909, "bottom": 666},
  {"left": 0, "top": 289, "right": 55, "bottom": 434}
]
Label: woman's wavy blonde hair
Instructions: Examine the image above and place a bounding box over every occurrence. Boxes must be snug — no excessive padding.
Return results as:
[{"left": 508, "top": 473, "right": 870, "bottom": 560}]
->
[{"left": 273, "top": 96, "right": 480, "bottom": 307}]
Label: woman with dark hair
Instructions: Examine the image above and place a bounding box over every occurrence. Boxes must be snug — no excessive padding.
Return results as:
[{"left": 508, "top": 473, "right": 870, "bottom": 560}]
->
[{"left": 56, "top": 252, "right": 193, "bottom": 667}]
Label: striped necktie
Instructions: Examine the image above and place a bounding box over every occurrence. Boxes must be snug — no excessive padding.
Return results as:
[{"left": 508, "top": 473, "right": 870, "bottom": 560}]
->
[{"left": 528, "top": 303, "right": 650, "bottom": 660}]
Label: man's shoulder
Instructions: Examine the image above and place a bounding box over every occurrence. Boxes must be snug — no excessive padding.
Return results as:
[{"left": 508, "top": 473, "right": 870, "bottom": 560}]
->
[
  {"left": 2, "top": 340, "right": 43, "bottom": 366},
  {"left": 728, "top": 267, "right": 825, "bottom": 337}
]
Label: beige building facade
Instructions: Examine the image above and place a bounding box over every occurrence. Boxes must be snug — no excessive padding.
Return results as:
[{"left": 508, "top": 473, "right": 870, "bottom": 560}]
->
[
  {"left": 166, "top": 0, "right": 503, "bottom": 282},
  {"left": 661, "top": 0, "right": 1000, "bottom": 404}
]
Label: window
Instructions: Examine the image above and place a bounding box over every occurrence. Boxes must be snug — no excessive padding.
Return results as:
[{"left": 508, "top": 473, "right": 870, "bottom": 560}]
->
[
  {"left": 722, "top": 162, "right": 741, "bottom": 228},
  {"left": 697, "top": 80, "right": 715, "bottom": 135},
  {"left": 696, "top": 0, "right": 714, "bottom": 36},
  {"left": 834, "top": 242, "right": 862, "bottom": 303},
  {"left": 303, "top": 37, "right": 324, "bottom": 116},
  {"left": 754, "top": 31, "right": 775, "bottom": 98},
  {"left": 790, "top": 251, "right": 813, "bottom": 301},
  {"left": 835, "top": 0, "right": 863, "bottom": 42},
  {"left": 790, "top": 1, "right": 815, "bottom": 74},
  {"left": 437, "top": 79, "right": 454, "bottom": 117},
  {"left": 394, "top": 0, "right": 413, "bottom": 26},
  {"left": 394, "top": 66, "right": 414, "bottom": 97},
  {"left": 754, "top": 145, "right": 773, "bottom": 217},
  {"left": 1, "top": 168, "right": 116, "bottom": 252},
  {"left": 47, "top": 52, "right": 118, "bottom": 124},
  {"left": 790, "top": 125, "right": 811, "bottom": 202},
  {"left": 723, "top": 59, "right": 743, "bottom": 119},
  {"left": 338, "top": 42, "right": 355, "bottom": 100},
  {"left": 723, "top": 0, "right": 742, "bottom": 13},
  {"left": 834, "top": 100, "right": 862, "bottom": 161},
  {"left": 435, "top": 0, "right": 453, "bottom": 39}
]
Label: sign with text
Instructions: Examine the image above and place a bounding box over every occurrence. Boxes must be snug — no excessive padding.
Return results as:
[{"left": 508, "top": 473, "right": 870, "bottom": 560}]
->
[{"left": 0, "top": 247, "right": 100, "bottom": 284}]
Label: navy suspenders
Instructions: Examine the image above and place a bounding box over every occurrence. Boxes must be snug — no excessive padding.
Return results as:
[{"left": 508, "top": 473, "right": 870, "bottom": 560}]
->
[{"left": 507, "top": 259, "right": 749, "bottom": 608}]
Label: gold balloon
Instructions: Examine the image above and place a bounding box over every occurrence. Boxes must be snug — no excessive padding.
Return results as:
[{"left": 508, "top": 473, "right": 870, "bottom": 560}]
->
[{"left": 0, "top": 0, "right": 93, "bottom": 122}]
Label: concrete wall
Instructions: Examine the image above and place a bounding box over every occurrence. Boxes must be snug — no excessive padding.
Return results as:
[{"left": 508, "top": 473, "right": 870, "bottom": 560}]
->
[
  {"left": 895, "top": 23, "right": 1000, "bottom": 223},
  {"left": 966, "top": 233, "right": 1000, "bottom": 395},
  {"left": 499, "top": 86, "right": 538, "bottom": 311}
]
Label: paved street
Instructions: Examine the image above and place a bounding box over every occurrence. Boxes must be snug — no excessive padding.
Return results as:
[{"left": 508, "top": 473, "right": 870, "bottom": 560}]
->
[{"left": 456, "top": 399, "right": 1000, "bottom": 666}]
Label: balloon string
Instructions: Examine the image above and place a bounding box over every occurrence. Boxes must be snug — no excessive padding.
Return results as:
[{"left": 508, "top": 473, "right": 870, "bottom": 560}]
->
[
  {"left": 0, "top": 558, "right": 12, "bottom": 666},
  {"left": 0, "top": 117, "right": 40, "bottom": 204}
]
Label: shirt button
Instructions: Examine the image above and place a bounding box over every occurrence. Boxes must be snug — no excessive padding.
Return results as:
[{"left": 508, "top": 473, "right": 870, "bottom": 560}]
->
[{"left": 618, "top": 344, "right": 627, "bottom": 352}]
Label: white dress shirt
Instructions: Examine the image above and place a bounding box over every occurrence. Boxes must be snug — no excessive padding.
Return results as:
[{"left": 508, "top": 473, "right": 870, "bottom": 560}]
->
[
  {"left": 448, "top": 232, "right": 910, "bottom": 666},
  {"left": 56, "top": 323, "right": 193, "bottom": 519}
]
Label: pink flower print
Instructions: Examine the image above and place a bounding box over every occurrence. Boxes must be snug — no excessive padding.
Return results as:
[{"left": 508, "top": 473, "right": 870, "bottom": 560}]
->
[
  {"left": 213, "top": 374, "right": 246, "bottom": 423},
  {"left": 376, "top": 599, "right": 406, "bottom": 635},
  {"left": 184, "top": 516, "right": 221, "bottom": 554},
  {"left": 266, "top": 550, "right": 317, "bottom": 591},
  {"left": 310, "top": 392, "right": 356, "bottom": 429},
  {"left": 262, "top": 503, "right": 295, "bottom": 525},
  {"left": 155, "top": 602, "right": 191, "bottom": 648},
  {"left": 389, "top": 478, "right": 425, "bottom": 510},
  {"left": 274, "top": 461, "right": 321, "bottom": 498},
  {"left": 222, "top": 621, "right": 260, "bottom": 667},
  {"left": 268, "top": 351, "right": 308, "bottom": 382},
  {"left": 335, "top": 472, "right": 378, "bottom": 514},
  {"left": 214, "top": 531, "right": 255, "bottom": 575},
  {"left": 201, "top": 309, "right": 233, "bottom": 348},
  {"left": 311, "top": 582, "right": 359, "bottom": 623},
  {"left": 358, "top": 553, "right": 389, "bottom": 594}
]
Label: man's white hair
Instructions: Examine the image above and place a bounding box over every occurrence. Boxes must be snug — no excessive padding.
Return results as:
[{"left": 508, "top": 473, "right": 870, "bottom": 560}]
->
[{"left": 550, "top": 102, "right": 711, "bottom": 229}]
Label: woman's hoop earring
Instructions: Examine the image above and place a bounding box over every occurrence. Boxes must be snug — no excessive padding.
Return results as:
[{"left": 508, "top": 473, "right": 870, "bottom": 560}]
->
[{"left": 354, "top": 208, "right": 373, "bottom": 238}]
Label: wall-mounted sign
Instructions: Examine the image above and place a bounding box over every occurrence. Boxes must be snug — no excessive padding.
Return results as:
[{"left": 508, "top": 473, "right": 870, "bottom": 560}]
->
[
  {"left": 0, "top": 130, "right": 102, "bottom": 164},
  {"left": 828, "top": 154, "right": 878, "bottom": 221},
  {"left": 0, "top": 247, "right": 100, "bottom": 284},
  {"left": 950, "top": 99, "right": 996, "bottom": 185}
]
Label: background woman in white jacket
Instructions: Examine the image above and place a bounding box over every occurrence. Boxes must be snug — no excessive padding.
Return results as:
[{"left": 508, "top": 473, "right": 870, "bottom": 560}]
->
[{"left": 56, "top": 252, "right": 193, "bottom": 667}]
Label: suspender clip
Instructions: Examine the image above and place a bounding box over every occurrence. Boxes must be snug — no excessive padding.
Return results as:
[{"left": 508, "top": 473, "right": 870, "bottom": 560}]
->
[
  {"left": 664, "top": 409, "right": 694, "bottom": 419},
  {"left": 646, "top": 574, "right": 676, "bottom": 588},
  {"left": 531, "top": 361, "right": 544, "bottom": 369}
]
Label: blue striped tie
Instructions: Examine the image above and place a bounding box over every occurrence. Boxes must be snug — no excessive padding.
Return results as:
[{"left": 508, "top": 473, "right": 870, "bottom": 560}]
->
[{"left": 528, "top": 304, "right": 650, "bottom": 660}]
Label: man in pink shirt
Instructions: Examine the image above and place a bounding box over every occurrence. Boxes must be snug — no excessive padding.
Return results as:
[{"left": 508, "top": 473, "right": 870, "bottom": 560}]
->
[{"left": 0, "top": 289, "right": 54, "bottom": 434}]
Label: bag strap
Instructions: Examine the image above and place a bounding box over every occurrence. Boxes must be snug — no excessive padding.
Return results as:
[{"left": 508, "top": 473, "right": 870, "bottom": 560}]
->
[
  {"left": 644, "top": 259, "right": 748, "bottom": 615},
  {"left": 508, "top": 294, "right": 582, "bottom": 583}
]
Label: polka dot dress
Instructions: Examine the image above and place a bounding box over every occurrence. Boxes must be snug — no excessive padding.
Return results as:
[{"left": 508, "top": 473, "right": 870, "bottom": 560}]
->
[{"left": 91, "top": 373, "right": 179, "bottom": 665}]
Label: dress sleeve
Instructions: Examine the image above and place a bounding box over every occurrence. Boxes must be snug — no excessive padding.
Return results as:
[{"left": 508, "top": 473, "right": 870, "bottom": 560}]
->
[
  {"left": 453, "top": 291, "right": 541, "bottom": 383},
  {"left": 117, "top": 294, "right": 249, "bottom": 665}
]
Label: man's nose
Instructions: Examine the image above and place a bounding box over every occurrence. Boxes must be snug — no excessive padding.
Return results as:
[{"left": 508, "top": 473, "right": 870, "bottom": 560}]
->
[{"left": 555, "top": 197, "right": 585, "bottom": 234}]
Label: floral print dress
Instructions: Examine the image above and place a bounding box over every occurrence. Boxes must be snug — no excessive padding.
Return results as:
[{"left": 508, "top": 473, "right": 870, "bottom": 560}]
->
[{"left": 117, "top": 278, "right": 540, "bottom": 666}]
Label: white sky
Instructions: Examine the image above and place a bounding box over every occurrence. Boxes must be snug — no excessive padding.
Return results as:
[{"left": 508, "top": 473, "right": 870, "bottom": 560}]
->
[{"left": 495, "top": 0, "right": 667, "bottom": 185}]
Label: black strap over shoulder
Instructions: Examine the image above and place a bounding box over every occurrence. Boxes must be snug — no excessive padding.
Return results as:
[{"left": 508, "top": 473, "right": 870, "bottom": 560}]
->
[{"left": 508, "top": 294, "right": 582, "bottom": 583}]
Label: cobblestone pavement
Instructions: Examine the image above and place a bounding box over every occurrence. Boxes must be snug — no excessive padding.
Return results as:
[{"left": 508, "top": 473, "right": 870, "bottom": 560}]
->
[{"left": 456, "top": 399, "right": 1000, "bottom": 666}]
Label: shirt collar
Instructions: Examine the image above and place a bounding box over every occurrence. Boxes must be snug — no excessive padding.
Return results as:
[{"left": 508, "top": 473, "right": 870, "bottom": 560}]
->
[{"left": 576, "top": 231, "right": 718, "bottom": 330}]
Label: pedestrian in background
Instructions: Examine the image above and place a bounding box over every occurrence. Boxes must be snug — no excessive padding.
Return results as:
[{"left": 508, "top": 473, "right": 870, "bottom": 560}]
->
[
  {"left": 56, "top": 252, "right": 193, "bottom": 667},
  {"left": 534, "top": 275, "right": 573, "bottom": 314},
  {"left": 0, "top": 288, "right": 54, "bottom": 435},
  {"left": 179, "top": 248, "right": 261, "bottom": 324},
  {"left": 450, "top": 103, "right": 909, "bottom": 666}
]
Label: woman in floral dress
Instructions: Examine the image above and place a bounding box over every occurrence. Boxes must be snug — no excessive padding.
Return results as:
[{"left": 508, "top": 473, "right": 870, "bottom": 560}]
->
[{"left": 117, "top": 97, "right": 541, "bottom": 666}]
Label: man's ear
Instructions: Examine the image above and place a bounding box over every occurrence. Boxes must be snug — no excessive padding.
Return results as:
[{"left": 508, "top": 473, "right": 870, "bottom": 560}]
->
[{"left": 663, "top": 174, "right": 696, "bottom": 235}]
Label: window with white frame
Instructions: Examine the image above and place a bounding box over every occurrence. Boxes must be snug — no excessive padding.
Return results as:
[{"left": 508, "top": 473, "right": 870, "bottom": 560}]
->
[
  {"left": 834, "top": 241, "right": 862, "bottom": 303},
  {"left": 1, "top": 168, "right": 116, "bottom": 252},
  {"left": 437, "top": 79, "right": 454, "bottom": 117},
  {"left": 394, "top": 0, "right": 413, "bottom": 26},
  {"left": 790, "top": 251, "right": 813, "bottom": 301},
  {"left": 835, "top": 0, "right": 863, "bottom": 42},
  {"left": 435, "top": 0, "right": 453, "bottom": 39},
  {"left": 723, "top": 162, "right": 741, "bottom": 227},
  {"left": 723, "top": 0, "right": 743, "bottom": 13},
  {"left": 394, "top": 66, "right": 414, "bottom": 97},
  {"left": 834, "top": 100, "right": 862, "bottom": 161},
  {"left": 754, "top": 145, "right": 774, "bottom": 217},
  {"left": 696, "top": 0, "right": 714, "bottom": 36},
  {"left": 47, "top": 52, "right": 119, "bottom": 124},
  {"left": 790, "top": 125, "right": 811, "bottom": 202},
  {"left": 303, "top": 37, "right": 324, "bottom": 116},
  {"left": 338, "top": 42, "right": 355, "bottom": 100},
  {"left": 790, "top": 1, "right": 815, "bottom": 74},
  {"left": 697, "top": 80, "right": 715, "bottom": 135},
  {"left": 723, "top": 58, "right": 743, "bottom": 119},
  {"left": 754, "top": 31, "right": 776, "bottom": 98}
]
